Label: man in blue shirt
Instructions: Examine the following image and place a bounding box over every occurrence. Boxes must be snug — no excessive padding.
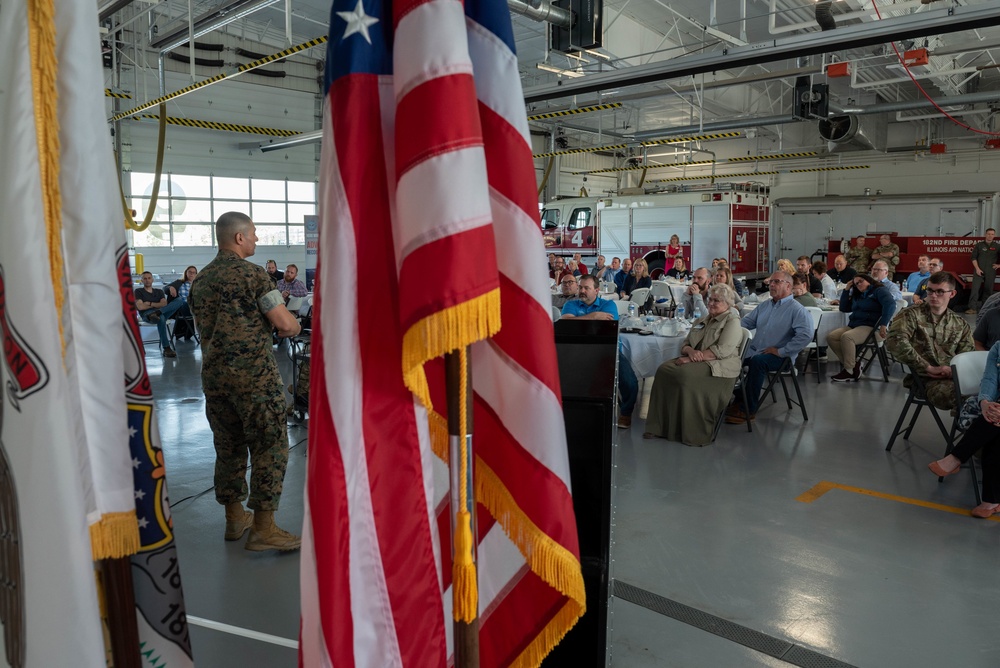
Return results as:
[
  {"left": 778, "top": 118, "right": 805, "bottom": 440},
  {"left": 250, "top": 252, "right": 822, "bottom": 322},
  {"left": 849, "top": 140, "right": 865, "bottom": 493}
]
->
[
  {"left": 562, "top": 275, "right": 618, "bottom": 320},
  {"left": 871, "top": 260, "right": 903, "bottom": 300},
  {"left": 906, "top": 255, "right": 931, "bottom": 293},
  {"left": 725, "top": 271, "right": 813, "bottom": 423}
]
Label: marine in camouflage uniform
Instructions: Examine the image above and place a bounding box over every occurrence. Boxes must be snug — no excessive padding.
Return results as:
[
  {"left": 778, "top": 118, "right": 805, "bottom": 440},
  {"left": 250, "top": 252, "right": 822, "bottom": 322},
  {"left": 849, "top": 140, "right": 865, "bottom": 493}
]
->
[
  {"left": 845, "top": 237, "right": 872, "bottom": 274},
  {"left": 190, "top": 248, "right": 288, "bottom": 511},
  {"left": 886, "top": 301, "right": 974, "bottom": 409},
  {"left": 189, "top": 212, "right": 301, "bottom": 551}
]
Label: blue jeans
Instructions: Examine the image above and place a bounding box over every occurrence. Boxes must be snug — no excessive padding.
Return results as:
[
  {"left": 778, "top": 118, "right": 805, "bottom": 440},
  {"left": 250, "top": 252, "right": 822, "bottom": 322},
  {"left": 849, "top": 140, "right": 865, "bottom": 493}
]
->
[
  {"left": 619, "top": 347, "right": 639, "bottom": 417},
  {"left": 741, "top": 353, "right": 786, "bottom": 414},
  {"left": 140, "top": 299, "right": 186, "bottom": 348}
]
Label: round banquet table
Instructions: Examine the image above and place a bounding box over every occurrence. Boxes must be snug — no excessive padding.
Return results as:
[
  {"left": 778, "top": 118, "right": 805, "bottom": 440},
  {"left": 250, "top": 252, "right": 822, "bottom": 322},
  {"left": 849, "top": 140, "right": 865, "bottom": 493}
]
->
[{"left": 620, "top": 330, "right": 686, "bottom": 379}]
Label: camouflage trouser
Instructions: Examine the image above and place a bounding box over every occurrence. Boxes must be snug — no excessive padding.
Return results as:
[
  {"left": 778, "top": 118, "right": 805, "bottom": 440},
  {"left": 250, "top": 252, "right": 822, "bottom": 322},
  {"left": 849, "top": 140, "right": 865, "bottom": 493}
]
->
[
  {"left": 903, "top": 374, "right": 956, "bottom": 410},
  {"left": 205, "top": 390, "right": 289, "bottom": 510},
  {"left": 295, "top": 359, "right": 309, "bottom": 403}
]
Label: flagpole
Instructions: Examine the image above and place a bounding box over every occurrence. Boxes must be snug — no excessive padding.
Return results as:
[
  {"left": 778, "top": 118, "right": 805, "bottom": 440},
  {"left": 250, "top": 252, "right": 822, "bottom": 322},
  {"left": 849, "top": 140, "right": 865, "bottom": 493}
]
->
[
  {"left": 445, "top": 349, "right": 480, "bottom": 668},
  {"left": 100, "top": 557, "right": 141, "bottom": 667}
]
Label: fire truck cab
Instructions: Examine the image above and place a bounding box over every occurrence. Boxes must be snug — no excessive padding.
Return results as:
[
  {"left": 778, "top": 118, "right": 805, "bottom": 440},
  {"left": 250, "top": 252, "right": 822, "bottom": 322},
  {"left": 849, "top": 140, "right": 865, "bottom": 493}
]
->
[{"left": 540, "top": 183, "right": 770, "bottom": 279}]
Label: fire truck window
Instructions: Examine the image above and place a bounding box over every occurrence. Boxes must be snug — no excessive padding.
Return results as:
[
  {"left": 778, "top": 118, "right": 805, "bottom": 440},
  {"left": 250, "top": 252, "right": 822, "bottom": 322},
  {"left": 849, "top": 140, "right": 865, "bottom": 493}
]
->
[
  {"left": 568, "top": 208, "right": 591, "bottom": 230},
  {"left": 541, "top": 209, "right": 559, "bottom": 230}
]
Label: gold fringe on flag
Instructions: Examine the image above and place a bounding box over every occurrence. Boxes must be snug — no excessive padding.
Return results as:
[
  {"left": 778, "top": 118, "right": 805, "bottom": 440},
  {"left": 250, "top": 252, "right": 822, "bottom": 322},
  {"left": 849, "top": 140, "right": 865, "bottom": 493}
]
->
[
  {"left": 401, "top": 288, "right": 501, "bottom": 411},
  {"left": 27, "top": 0, "right": 66, "bottom": 355},
  {"left": 89, "top": 511, "right": 141, "bottom": 560},
  {"left": 452, "top": 348, "right": 477, "bottom": 622}
]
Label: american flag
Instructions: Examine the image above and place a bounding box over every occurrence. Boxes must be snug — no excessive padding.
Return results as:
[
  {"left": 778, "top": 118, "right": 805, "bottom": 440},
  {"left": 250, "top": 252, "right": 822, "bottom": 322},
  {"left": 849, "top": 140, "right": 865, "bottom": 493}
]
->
[{"left": 300, "top": 0, "right": 585, "bottom": 664}]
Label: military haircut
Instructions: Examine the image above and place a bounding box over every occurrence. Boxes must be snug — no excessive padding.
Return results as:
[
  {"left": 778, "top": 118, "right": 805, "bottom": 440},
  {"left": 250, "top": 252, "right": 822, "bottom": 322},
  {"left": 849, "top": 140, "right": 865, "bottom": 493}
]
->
[
  {"left": 141, "top": 270, "right": 152, "bottom": 277},
  {"left": 217, "top": 211, "right": 253, "bottom": 246},
  {"left": 929, "top": 271, "right": 956, "bottom": 290}
]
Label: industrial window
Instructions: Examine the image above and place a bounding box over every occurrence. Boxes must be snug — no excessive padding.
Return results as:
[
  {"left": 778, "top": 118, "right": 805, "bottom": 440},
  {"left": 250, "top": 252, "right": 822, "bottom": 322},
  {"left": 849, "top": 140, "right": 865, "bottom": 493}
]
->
[
  {"left": 129, "top": 173, "right": 317, "bottom": 248},
  {"left": 541, "top": 208, "right": 560, "bottom": 230}
]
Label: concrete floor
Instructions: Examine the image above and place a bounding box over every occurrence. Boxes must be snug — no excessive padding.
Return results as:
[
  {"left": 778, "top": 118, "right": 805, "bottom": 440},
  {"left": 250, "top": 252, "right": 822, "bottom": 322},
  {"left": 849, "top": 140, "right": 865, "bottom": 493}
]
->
[{"left": 149, "top": 333, "right": 1000, "bottom": 668}]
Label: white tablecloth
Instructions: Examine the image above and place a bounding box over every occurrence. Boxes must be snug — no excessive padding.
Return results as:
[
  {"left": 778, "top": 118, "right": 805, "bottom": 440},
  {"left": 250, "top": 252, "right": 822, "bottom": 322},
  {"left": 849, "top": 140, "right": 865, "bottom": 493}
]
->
[{"left": 621, "top": 331, "right": 686, "bottom": 378}]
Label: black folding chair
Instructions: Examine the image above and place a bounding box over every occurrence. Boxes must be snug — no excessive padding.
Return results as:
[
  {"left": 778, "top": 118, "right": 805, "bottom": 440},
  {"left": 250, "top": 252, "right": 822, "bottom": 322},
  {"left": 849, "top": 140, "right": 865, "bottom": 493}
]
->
[
  {"left": 856, "top": 327, "right": 890, "bottom": 382},
  {"left": 885, "top": 367, "right": 951, "bottom": 452},
  {"left": 945, "top": 351, "right": 990, "bottom": 504},
  {"left": 761, "top": 356, "right": 808, "bottom": 420}
]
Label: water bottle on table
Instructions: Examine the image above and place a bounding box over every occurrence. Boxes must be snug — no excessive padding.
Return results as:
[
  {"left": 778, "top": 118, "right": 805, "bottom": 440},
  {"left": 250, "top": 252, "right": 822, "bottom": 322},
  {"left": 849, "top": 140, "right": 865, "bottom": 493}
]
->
[
  {"left": 675, "top": 305, "right": 685, "bottom": 322},
  {"left": 628, "top": 302, "right": 637, "bottom": 319},
  {"left": 692, "top": 306, "right": 702, "bottom": 321}
]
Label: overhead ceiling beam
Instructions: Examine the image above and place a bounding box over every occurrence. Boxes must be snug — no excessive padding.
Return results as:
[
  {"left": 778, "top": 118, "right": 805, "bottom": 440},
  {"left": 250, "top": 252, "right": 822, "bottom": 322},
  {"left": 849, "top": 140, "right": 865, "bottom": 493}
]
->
[{"left": 523, "top": 3, "right": 1000, "bottom": 104}]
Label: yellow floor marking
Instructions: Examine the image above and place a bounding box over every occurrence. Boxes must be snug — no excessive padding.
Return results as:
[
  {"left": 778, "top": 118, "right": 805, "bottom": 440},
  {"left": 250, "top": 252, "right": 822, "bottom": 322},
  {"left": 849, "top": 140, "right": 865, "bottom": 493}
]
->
[{"left": 796, "top": 480, "right": 1000, "bottom": 522}]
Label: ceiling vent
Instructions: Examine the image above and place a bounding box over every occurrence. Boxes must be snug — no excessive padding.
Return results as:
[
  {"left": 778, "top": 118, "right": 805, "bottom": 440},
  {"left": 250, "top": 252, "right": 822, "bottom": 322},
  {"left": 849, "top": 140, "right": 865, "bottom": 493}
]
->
[{"left": 818, "top": 114, "right": 887, "bottom": 153}]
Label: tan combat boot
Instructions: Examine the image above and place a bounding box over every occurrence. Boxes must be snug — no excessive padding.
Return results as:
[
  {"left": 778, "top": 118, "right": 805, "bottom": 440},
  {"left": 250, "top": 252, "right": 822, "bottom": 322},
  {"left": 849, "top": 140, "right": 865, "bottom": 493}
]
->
[
  {"left": 245, "top": 510, "right": 301, "bottom": 552},
  {"left": 224, "top": 502, "right": 253, "bottom": 541}
]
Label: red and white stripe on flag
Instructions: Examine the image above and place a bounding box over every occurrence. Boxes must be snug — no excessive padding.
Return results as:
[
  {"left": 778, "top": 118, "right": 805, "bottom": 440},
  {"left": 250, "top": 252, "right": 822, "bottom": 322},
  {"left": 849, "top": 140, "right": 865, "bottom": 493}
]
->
[{"left": 301, "top": 0, "right": 585, "bottom": 664}]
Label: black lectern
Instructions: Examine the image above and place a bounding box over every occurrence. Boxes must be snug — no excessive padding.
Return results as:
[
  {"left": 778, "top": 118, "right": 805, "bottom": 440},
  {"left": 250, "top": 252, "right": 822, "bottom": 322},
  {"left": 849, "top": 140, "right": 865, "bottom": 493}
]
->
[{"left": 542, "top": 319, "right": 618, "bottom": 666}]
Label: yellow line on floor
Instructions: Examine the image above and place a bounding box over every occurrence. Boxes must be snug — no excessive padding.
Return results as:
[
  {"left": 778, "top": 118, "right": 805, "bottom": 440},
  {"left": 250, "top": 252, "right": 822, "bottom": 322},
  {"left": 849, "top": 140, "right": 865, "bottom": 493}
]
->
[{"left": 795, "top": 480, "right": 1000, "bottom": 521}]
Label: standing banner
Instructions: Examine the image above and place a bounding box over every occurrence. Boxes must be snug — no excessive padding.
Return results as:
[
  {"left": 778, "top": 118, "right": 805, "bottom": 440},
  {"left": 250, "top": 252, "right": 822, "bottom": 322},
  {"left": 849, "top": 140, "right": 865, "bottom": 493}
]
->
[
  {"left": 300, "top": 0, "right": 585, "bottom": 665},
  {"left": 0, "top": 0, "right": 192, "bottom": 665}
]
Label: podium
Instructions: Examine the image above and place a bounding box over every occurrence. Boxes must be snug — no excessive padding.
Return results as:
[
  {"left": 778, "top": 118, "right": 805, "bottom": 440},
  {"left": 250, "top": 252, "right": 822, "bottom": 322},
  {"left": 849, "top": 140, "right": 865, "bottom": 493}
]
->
[{"left": 543, "top": 319, "right": 618, "bottom": 666}]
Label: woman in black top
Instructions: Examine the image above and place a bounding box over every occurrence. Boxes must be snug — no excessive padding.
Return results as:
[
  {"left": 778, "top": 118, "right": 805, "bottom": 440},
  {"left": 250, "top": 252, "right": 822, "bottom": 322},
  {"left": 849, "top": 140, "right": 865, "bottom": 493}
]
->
[
  {"left": 622, "top": 258, "right": 652, "bottom": 298},
  {"left": 665, "top": 257, "right": 691, "bottom": 281}
]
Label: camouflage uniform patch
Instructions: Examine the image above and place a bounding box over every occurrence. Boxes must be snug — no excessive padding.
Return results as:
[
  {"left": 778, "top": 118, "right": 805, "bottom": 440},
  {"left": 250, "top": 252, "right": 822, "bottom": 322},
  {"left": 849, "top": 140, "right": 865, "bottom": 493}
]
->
[
  {"left": 887, "top": 303, "right": 974, "bottom": 410},
  {"left": 190, "top": 249, "right": 288, "bottom": 510},
  {"left": 870, "top": 243, "right": 900, "bottom": 280},
  {"left": 845, "top": 245, "right": 872, "bottom": 274}
]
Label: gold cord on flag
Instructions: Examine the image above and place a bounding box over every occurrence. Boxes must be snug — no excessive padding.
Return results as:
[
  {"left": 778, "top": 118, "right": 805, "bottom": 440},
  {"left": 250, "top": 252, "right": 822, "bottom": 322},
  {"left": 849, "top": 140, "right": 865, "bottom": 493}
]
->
[
  {"left": 452, "top": 348, "right": 478, "bottom": 622},
  {"left": 120, "top": 104, "right": 168, "bottom": 232},
  {"left": 27, "top": 0, "right": 66, "bottom": 355}
]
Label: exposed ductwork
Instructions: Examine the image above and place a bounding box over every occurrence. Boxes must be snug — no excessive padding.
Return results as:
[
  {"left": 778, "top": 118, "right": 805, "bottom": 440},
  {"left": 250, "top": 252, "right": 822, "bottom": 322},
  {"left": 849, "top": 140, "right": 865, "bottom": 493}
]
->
[
  {"left": 815, "top": 1, "right": 837, "bottom": 32},
  {"left": 507, "top": 0, "right": 572, "bottom": 29}
]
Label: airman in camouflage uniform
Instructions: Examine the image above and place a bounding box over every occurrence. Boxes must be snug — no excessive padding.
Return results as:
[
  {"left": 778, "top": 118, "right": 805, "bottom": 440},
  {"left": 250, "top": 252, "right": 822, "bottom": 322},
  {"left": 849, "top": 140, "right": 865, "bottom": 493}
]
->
[
  {"left": 887, "top": 272, "right": 974, "bottom": 409},
  {"left": 869, "top": 234, "right": 900, "bottom": 281},
  {"left": 845, "top": 235, "right": 872, "bottom": 274},
  {"left": 190, "top": 212, "right": 302, "bottom": 552}
]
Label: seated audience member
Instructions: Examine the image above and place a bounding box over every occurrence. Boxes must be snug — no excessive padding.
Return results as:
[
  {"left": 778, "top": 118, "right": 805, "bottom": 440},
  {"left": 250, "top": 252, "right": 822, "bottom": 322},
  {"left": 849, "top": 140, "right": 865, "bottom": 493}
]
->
[
  {"left": 621, "top": 258, "right": 652, "bottom": 299},
  {"left": 927, "top": 340, "right": 1000, "bottom": 518},
  {"left": 592, "top": 255, "right": 609, "bottom": 280},
  {"left": 572, "top": 253, "right": 589, "bottom": 274},
  {"left": 681, "top": 267, "right": 711, "bottom": 316},
  {"left": 828, "top": 254, "right": 857, "bottom": 285},
  {"left": 811, "top": 261, "right": 839, "bottom": 300},
  {"left": 886, "top": 271, "right": 974, "bottom": 409},
  {"left": 134, "top": 271, "right": 185, "bottom": 358},
  {"left": 614, "top": 257, "right": 633, "bottom": 294},
  {"left": 977, "top": 290, "right": 1000, "bottom": 325},
  {"left": 827, "top": 273, "right": 896, "bottom": 382},
  {"left": 665, "top": 257, "right": 691, "bottom": 281},
  {"left": 725, "top": 271, "right": 813, "bottom": 423},
  {"left": 561, "top": 275, "right": 617, "bottom": 321},
  {"left": 906, "top": 255, "right": 931, "bottom": 293},
  {"left": 870, "top": 260, "right": 903, "bottom": 300},
  {"left": 550, "top": 256, "right": 572, "bottom": 283},
  {"left": 276, "top": 264, "right": 308, "bottom": 303},
  {"left": 912, "top": 258, "right": 944, "bottom": 304},
  {"left": 796, "top": 256, "right": 823, "bottom": 296},
  {"left": 265, "top": 260, "right": 284, "bottom": 286},
  {"left": 603, "top": 257, "right": 622, "bottom": 286},
  {"left": 643, "top": 284, "right": 742, "bottom": 446},
  {"left": 973, "top": 305, "right": 1000, "bottom": 350},
  {"left": 791, "top": 273, "right": 819, "bottom": 307},
  {"left": 711, "top": 266, "right": 744, "bottom": 311},
  {"left": 166, "top": 265, "right": 198, "bottom": 340},
  {"left": 552, "top": 275, "right": 579, "bottom": 310},
  {"left": 566, "top": 259, "right": 582, "bottom": 277}
]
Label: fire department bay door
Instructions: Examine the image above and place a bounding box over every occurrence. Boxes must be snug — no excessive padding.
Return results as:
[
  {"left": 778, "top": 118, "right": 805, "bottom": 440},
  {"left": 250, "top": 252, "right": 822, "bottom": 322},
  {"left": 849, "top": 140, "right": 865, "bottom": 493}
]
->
[{"left": 778, "top": 210, "right": 832, "bottom": 264}]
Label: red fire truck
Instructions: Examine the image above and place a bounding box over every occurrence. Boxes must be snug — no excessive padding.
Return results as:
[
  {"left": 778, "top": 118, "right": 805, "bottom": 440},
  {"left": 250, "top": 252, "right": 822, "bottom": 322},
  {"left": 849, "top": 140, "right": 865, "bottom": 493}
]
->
[{"left": 540, "top": 183, "right": 771, "bottom": 278}]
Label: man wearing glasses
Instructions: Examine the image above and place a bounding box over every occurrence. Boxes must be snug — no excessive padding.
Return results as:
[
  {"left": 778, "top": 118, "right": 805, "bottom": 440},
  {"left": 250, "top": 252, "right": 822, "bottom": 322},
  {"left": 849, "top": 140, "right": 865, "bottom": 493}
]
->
[
  {"left": 887, "top": 272, "right": 974, "bottom": 409},
  {"left": 552, "top": 275, "right": 580, "bottom": 310},
  {"left": 724, "top": 271, "right": 812, "bottom": 423},
  {"left": 912, "top": 258, "right": 944, "bottom": 304}
]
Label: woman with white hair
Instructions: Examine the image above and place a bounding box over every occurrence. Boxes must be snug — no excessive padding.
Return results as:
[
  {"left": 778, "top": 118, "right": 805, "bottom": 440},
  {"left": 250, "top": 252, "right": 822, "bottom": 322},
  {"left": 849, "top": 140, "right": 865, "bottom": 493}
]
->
[{"left": 644, "top": 283, "right": 742, "bottom": 446}]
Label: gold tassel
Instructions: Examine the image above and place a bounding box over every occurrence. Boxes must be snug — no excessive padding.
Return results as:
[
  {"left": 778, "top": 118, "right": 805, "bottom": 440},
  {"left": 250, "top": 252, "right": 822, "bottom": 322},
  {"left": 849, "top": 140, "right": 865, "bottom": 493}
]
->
[
  {"left": 451, "top": 509, "right": 478, "bottom": 622},
  {"left": 89, "top": 511, "right": 141, "bottom": 560}
]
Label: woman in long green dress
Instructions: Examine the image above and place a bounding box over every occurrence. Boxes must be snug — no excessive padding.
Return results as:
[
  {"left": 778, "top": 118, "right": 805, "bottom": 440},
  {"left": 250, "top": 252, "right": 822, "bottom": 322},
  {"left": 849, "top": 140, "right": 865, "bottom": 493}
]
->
[{"left": 643, "top": 283, "right": 742, "bottom": 446}]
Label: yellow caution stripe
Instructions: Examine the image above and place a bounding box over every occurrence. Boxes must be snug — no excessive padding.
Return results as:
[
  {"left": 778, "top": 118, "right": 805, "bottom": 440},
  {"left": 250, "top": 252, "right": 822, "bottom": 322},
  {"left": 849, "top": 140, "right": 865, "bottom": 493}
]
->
[
  {"left": 639, "top": 132, "right": 742, "bottom": 146},
  {"left": 652, "top": 171, "right": 778, "bottom": 183},
  {"left": 104, "top": 89, "right": 132, "bottom": 99},
  {"left": 574, "top": 159, "right": 717, "bottom": 175},
  {"left": 137, "top": 114, "right": 301, "bottom": 137},
  {"left": 527, "top": 102, "right": 622, "bottom": 121},
  {"left": 110, "top": 36, "right": 329, "bottom": 122},
  {"left": 787, "top": 165, "right": 870, "bottom": 172},
  {"left": 533, "top": 143, "right": 629, "bottom": 158},
  {"left": 727, "top": 151, "right": 818, "bottom": 162}
]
